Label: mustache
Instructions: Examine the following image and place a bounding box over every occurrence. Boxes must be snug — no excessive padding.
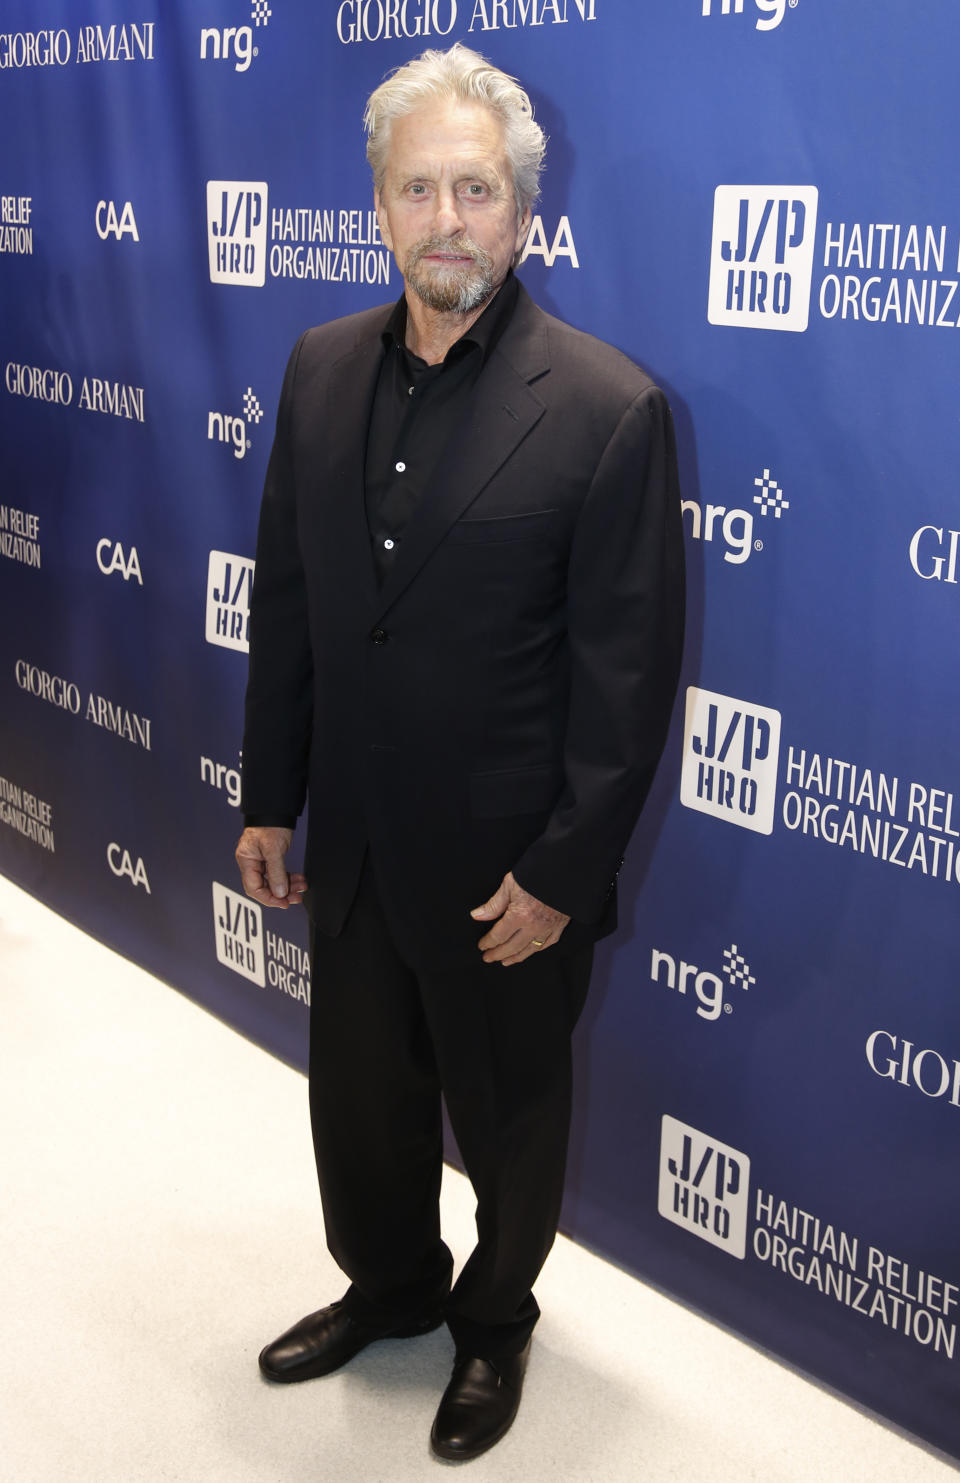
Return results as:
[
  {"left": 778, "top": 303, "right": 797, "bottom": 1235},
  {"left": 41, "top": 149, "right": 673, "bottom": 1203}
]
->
[{"left": 405, "top": 235, "right": 493, "bottom": 272}]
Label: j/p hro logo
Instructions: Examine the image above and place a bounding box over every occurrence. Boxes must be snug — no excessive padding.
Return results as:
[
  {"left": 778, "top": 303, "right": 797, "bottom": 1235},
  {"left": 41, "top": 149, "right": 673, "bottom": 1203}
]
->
[
  {"left": 208, "top": 386, "right": 263, "bottom": 460},
  {"left": 207, "top": 181, "right": 268, "bottom": 285},
  {"left": 650, "top": 942, "right": 756, "bottom": 1021},
  {"left": 709, "top": 187, "right": 819, "bottom": 332},
  {"left": 680, "top": 687, "right": 782, "bottom": 834},
  {"left": 206, "top": 550, "right": 254, "bottom": 652},
  {"left": 658, "top": 1116, "right": 750, "bottom": 1258},
  {"left": 213, "top": 881, "right": 264, "bottom": 986}
]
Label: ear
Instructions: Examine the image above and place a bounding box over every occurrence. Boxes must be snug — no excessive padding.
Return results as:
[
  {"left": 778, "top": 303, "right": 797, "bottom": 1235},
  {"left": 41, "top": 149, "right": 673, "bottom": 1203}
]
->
[
  {"left": 374, "top": 187, "right": 392, "bottom": 251},
  {"left": 514, "top": 204, "right": 533, "bottom": 264}
]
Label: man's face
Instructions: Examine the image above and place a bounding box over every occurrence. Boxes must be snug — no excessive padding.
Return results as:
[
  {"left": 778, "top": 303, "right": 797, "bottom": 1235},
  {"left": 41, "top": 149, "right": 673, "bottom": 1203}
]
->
[{"left": 374, "top": 98, "right": 531, "bottom": 315}]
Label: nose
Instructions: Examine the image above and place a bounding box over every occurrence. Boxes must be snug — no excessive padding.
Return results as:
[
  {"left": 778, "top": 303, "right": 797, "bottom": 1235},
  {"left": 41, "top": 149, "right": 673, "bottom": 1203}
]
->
[{"left": 434, "top": 187, "right": 466, "bottom": 238}]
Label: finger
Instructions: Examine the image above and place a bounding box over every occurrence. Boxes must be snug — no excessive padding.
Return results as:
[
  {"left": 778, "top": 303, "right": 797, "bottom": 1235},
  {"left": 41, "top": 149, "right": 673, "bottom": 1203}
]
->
[
  {"left": 261, "top": 851, "right": 289, "bottom": 899},
  {"left": 477, "top": 901, "right": 549, "bottom": 951},
  {"left": 476, "top": 911, "right": 525, "bottom": 951},
  {"left": 500, "top": 942, "right": 551, "bottom": 966},
  {"left": 236, "top": 859, "right": 300, "bottom": 909},
  {"left": 246, "top": 882, "right": 293, "bottom": 908},
  {"left": 470, "top": 881, "right": 510, "bottom": 921},
  {"left": 499, "top": 926, "right": 564, "bottom": 966},
  {"left": 285, "top": 873, "right": 307, "bottom": 903},
  {"left": 480, "top": 926, "right": 528, "bottom": 963},
  {"left": 237, "top": 855, "right": 266, "bottom": 899}
]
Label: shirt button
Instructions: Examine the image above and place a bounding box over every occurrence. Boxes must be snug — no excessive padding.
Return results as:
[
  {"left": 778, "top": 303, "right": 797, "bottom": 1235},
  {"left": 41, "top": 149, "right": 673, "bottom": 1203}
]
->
[
  {"left": 370, "top": 627, "right": 388, "bottom": 645},
  {"left": 383, "top": 538, "right": 395, "bottom": 550},
  {"left": 407, "top": 386, "right": 415, "bottom": 396},
  {"left": 395, "top": 461, "right": 406, "bottom": 473}
]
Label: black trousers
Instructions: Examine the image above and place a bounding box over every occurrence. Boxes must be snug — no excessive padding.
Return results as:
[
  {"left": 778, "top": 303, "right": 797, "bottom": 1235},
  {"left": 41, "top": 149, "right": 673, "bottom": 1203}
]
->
[{"left": 307, "top": 854, "right": 593, "bottom": 1361}]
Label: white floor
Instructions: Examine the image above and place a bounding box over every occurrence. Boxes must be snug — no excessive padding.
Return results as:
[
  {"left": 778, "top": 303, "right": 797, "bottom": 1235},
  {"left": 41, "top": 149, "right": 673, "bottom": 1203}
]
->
[{"left": 1, "top": 873, "right": 956, "bottom": 1483}]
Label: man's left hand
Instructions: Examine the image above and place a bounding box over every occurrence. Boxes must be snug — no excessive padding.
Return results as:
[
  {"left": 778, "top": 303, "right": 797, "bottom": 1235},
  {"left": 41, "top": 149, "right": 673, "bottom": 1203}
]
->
[{"left": 470, "top": 871, "right": 570, "bottom": 966}]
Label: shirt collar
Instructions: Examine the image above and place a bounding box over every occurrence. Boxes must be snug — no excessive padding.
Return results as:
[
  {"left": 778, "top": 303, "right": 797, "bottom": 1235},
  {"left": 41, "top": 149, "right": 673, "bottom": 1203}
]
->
[{"left": 381, "top": 271, "right": 520, "bottom": 368}]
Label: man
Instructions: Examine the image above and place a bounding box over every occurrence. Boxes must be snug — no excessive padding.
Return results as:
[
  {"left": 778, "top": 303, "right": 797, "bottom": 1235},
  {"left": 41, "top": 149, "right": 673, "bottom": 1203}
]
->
[{"left": 236, "top": 43, "right": 684, "bottom": 1462}]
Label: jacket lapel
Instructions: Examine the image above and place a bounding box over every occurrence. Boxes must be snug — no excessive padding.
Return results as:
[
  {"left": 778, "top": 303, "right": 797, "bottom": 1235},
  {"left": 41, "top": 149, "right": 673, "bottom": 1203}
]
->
[
  {"left": 372, "top": 289, "right": 550, "bottom": 621},
  {"left": 320, "top": 322, "right": 387, "bottom": 608}
]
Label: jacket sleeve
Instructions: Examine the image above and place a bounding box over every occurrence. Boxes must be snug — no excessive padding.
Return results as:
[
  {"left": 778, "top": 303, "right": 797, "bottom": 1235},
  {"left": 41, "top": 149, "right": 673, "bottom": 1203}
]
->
[
  {"left": 240, "top": 333, "right": 314, "bottom": 823},
  {"left": 512, "top": 384, "right": 685, "bottom": 922}
]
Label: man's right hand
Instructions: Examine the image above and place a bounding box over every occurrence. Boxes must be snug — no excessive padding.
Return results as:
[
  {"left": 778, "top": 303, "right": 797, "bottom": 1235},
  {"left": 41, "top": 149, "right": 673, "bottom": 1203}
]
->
[{"left": 235, "top": 826, "right": 307, "bottom": 909}]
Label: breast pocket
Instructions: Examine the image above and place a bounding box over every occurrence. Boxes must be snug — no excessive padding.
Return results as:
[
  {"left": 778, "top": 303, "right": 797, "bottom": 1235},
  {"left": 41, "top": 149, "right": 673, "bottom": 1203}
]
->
[
  {"left": 469, "top": 763, "right": 564, "bottom": 818},
  {"left": 446, "top": 509, "right": 559, "bottom": 546}
]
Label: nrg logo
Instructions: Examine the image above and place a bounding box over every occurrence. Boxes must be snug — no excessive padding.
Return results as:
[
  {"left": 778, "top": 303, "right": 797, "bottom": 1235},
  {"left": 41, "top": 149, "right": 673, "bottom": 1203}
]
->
[
  {"left": 683, "top": 468, "right": 790, "bottom": 564},
  {"left": 200, "top": 1, "right": 271, "bottom": 73},
  {"left": 701, "top": 0, "right": 791, "bottom": 32},
  {"left": 650, "top": 942, "right": 756, "bottom": 1021},
  {"left": 208, "top": 386, "right": 263, "bottom": 460},
  {"left": 200, "top": 753, "right": 242, "bottom": 808}
]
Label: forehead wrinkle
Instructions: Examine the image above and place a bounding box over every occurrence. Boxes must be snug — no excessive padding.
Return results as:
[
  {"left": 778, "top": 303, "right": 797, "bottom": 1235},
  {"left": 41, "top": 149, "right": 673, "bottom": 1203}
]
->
[
  {"left": 384, "top": 102, "right": 510, "bottom": 178},
  {"left": 392, "top": 156, "right": 505, "bottom": 183}
]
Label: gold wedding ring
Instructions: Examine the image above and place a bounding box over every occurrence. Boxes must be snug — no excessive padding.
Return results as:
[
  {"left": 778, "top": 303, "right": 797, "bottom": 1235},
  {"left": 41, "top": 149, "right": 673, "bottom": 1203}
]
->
[{"left": 530, "top": 938, "right": 545, "bottom": 948}]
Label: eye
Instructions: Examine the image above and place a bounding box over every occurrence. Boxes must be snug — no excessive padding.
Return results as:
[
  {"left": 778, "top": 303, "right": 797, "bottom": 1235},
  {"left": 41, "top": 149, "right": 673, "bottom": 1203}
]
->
[{"left": 406, "top": 183, "right": 428, "bottom": 197}]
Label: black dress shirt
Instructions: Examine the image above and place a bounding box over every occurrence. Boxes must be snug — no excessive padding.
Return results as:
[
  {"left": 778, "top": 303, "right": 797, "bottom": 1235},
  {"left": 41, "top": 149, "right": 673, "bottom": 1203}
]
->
[
  {"left": 244, "top": 273, "right": 520, "bottom": 830},
  {"left": 364, "top": 272, "right": 520, "bottom": 586}
]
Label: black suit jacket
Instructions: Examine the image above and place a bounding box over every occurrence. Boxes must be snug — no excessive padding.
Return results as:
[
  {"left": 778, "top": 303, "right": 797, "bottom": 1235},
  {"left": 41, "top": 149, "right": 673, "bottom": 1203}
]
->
[{"left": 242, "top": 282, "right": 684, "bottom": 964}]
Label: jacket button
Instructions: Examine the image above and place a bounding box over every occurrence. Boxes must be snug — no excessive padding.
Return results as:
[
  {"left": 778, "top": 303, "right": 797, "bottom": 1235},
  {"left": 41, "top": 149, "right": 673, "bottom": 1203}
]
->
[{"left": 370, "top": 627, "right": 388, "bottom": 644}]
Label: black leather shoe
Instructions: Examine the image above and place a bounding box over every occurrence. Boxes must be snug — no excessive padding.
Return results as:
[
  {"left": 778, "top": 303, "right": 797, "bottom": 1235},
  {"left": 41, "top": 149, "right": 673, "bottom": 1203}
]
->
[
  {"left": 430, "top": 1340, "right": 531, "bottom": 1461},
  {"left": 258, "top": 1300, "right": 445, "bottom": 1382}
]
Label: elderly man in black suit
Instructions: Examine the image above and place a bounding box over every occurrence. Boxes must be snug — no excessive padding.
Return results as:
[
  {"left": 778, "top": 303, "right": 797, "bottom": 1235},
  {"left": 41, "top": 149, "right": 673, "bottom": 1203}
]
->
[{"left": 235, "top": 42, "right": 684, "bottom": 1462}]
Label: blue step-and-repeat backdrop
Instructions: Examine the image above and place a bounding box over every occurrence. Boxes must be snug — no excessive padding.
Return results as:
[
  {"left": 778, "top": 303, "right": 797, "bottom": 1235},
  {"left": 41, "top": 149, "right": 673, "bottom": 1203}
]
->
[{"left": 2, "top": 0, "right": 959, "bottom": 1459}]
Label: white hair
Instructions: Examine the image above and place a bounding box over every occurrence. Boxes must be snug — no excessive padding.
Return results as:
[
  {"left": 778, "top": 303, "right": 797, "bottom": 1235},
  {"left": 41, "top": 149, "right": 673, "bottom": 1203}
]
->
[{"left": 364, "top": 43, "right": 546, "bottom": 218}]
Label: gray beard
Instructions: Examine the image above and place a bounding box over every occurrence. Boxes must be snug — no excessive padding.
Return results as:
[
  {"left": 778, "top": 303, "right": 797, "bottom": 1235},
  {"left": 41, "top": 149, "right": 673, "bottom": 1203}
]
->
[{"left": 403, "top": 236, "right": 496, "bottom": 315}]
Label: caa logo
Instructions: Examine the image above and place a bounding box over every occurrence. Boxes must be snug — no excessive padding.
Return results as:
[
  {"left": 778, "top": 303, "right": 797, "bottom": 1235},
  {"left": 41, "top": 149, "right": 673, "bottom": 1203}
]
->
[
  {"left": 200, "top": 0, "right": 271, "bottom": 72},
  {"left": 909, "top": 526, "right": 960, "bottom": 586},
  {"left": 208, "top": 387, "right": 263, "bottom": 460},
  {"left": 658, "top": 1115, "right": 750, "bottom": 1258},
  {"left": 680, "top": 686, "right": 782, "bottom": 834},
  {"left": 206, "top": 550, "right": 254, "bottom": 652},
  {"left": 702, "top": 0, "right": 789, "bottom": 31},
  {"left": 520, "top": 215, "right": 579, "bottom": 269},
  {"left": 95, "top": 200, "right": 139, "bottom": 241},
  {"left": 107, "top": 842, "right": 150, "bottom": 893},
  {"left": 97, "top": 538, "right": 142, "bottom": 584},
  {"left": 207, "top": 181, "right": 268, "bottom": 286},
  {"left": 651, "top": 942, "right": 755, "bottom": 1021},
  {"left": 708, "top": 186, "right": 819, "bottom": 332},
  {"left": 213, "top": 881, "right": 264, "bottom": 986}
]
